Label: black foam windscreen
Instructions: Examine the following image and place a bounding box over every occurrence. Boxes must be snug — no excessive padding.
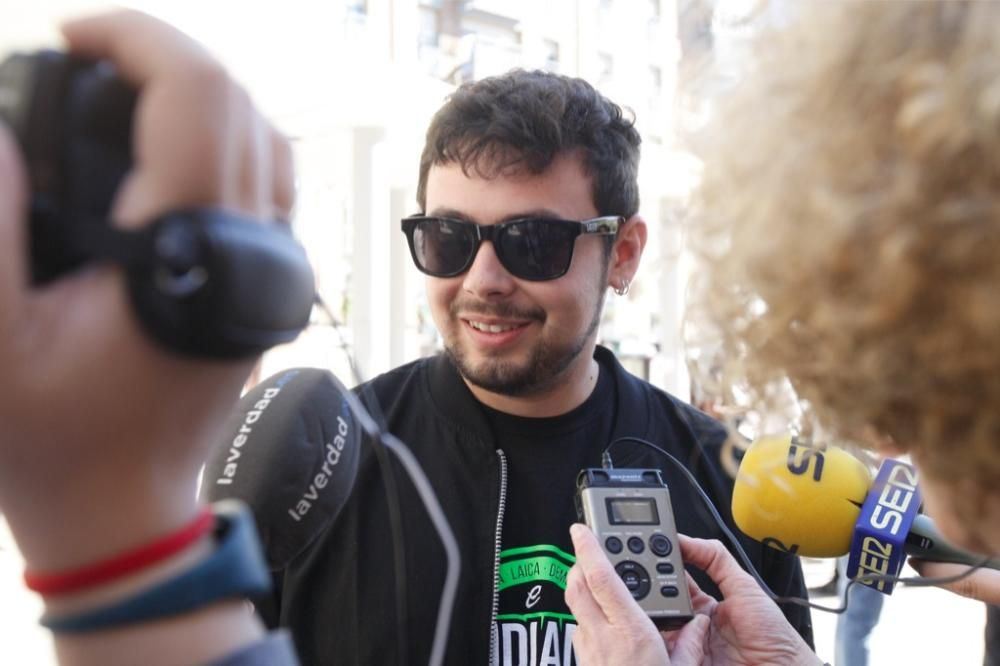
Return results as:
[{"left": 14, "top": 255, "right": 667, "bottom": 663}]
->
[{"left": 202, "top": 367, "right": 361, "bottom": 567}]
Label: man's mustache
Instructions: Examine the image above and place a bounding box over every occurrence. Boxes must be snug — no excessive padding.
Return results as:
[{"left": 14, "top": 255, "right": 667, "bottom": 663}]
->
[{"left": 450, "top": 300, "right": 546, "bottom": 323}]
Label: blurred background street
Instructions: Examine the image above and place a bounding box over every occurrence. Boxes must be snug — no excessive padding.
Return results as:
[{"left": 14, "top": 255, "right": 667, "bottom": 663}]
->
[
  {"left": 0, "top": 1, "right": 990, "bottom": 663},
  {"left": 804, "top": 557, "right": 986, "bottom": 665},
  {"left": 0, "top": 0, "right": 744, "bottom": 403}
]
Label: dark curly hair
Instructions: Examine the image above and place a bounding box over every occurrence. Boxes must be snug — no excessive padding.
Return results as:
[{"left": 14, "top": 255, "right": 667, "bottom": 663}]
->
[{"left": 416, "top": 69, "right": 641, "bottom": 218}]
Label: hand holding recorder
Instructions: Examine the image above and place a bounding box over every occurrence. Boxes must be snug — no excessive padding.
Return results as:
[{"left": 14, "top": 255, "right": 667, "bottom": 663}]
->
[
  {"left": 566, "top": 525, "right": 820, "bottom": 666},
  {"left": 566, "top": 463, "right": 818, "bottom": 666}
]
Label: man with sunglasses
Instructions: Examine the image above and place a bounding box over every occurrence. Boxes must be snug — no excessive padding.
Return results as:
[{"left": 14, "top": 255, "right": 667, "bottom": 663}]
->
[{"left": 248, "top": 70, "right": 813, "bottom": 664}]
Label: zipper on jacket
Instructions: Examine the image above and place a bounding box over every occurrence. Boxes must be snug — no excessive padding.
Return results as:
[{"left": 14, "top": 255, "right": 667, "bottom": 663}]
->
[{"left": 488, "top": 449, "right": 508, "bottom": 666}]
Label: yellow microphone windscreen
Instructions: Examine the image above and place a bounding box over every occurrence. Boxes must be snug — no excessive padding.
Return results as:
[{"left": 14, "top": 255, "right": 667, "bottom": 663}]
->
[{"left": 732, "top": 435, "right": 872, "bottom": 557}]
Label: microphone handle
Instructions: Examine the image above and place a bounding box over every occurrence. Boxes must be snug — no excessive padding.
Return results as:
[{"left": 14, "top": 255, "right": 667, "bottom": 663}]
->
[{"left": 905, "top": 513, "right": 1000, "bottom": 571}]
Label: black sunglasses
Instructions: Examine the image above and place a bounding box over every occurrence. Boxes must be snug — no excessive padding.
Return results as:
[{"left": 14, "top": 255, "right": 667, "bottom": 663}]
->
[{"left": 400, "top": 215, "right": 622, "bottom": 281}]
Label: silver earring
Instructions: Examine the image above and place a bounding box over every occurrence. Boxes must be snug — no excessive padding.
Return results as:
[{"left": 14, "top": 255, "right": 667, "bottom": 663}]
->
[{"left": 614, "top": 279, "right": 630, "bottom": 296}]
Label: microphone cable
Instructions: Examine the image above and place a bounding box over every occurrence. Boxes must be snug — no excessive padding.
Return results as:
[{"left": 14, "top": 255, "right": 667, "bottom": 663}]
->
[
  {"left": 313, "top": 294, "right": 460, "bottom": 666},
  {"left": 311, "top": 294, "right": 408, "bottom": 661}
]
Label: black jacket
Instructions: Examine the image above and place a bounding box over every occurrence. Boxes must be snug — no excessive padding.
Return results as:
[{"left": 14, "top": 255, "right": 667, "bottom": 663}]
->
[{"left": 254, "top": 347, "right": 813, "bottom": 665}]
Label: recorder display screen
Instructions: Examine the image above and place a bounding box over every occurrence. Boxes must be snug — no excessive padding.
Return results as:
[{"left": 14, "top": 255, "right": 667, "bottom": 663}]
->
[{"left": 606, "top": 498, "right": 659, "bottom": 525}]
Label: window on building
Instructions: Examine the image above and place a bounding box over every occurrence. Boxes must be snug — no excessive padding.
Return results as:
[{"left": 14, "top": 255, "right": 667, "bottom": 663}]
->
[
  {"left": 344, "top": 0, "right": 368, "bottom": 29},
  {"left": 649, "top": 65, "right": 663, "bottom": 97},
  {"left": 678, "top": 0, "right": 715, "bottom": 57},
  {"left": 598, "top": 52, "right": 614, "bottom": 88},
  {"left": 345, "top": 0, "right": 368, "bottom": 16},
  {"left": 419, "top": 5, "right": 441, "bottom": 48},
  {"left": 543, "top": 38, "right": 560, "bottom": 72},
  {"left": 647, "top": 64, "right": 664, "bottom": 128}
]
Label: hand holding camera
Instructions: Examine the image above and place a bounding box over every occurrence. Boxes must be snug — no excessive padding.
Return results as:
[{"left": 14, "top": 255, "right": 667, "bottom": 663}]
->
[
  {"left": 0, "top": 37, "right": 314, "bottom": 359},
  {"left": 0, "top": 12, "right": 305, "bottom": 662},
  {"left": 0, "top": 8, "right": 296, "bottom": 572}
]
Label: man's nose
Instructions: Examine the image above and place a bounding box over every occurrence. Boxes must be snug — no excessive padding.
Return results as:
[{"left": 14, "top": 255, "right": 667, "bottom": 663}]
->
[{"left": 462, "top": 240, "right": 516, "bottom": 298}]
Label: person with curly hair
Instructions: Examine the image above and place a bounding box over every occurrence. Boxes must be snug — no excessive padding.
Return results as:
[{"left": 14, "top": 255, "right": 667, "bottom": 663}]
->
[
  {"left": 568, "top": 1, "right": 1000, "bottom": 663},
  {"left": 694, "top": 0, "right": 1000, "bottom": 568}
]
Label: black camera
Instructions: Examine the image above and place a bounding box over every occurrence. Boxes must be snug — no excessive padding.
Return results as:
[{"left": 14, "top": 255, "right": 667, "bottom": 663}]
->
[
  {"left": 0, "top": 50, "right": 315, "bottom": 359},
  {"left": 0, "top": 50, "right": 134, "bottom": 284}
]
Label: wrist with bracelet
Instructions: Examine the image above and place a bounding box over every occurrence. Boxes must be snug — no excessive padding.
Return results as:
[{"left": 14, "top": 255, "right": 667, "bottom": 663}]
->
[{"left": 24, "top": 500, "right": 270, "bottom": 634}]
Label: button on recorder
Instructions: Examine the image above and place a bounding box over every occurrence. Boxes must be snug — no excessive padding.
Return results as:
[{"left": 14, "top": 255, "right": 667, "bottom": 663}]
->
[{"left": 574, "top": 468, "right": 694, "bottom": 629}]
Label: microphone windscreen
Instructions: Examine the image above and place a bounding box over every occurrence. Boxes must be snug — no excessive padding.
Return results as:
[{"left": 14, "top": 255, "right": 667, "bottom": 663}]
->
[
  {"left": 201, "top": 367, "right": 361, "bottom": 567},
  {"left": 732, "top": 435, "right": 872, "bottom": 557}
]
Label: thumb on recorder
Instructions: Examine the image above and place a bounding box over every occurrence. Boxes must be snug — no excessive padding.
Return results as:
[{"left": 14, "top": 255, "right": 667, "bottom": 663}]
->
[{"left": 565, "top": 524, "right": 820, "bottom": 666}]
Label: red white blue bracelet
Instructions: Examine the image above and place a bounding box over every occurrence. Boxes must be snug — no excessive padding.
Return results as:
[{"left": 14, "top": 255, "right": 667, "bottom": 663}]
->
[
  {"left": 40, "top": 500, "right": 271, "bottom": 633},
  {"left": 25, "top": 508, "right": 214, "bottom": 596}
]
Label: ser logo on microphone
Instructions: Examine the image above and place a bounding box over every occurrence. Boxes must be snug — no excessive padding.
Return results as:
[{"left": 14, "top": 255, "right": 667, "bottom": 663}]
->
[
  {"left": 847, "top": 459, "right": 921, "bottom": 593},
  {"left": 731, "top": 434, "right": 874, "bottom": 559},
  {"left": 786, "top": 437, "right": 826, "bottom": 482}
]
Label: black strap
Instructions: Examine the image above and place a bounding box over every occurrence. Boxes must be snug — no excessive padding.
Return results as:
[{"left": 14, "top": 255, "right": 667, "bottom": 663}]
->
[
  {"left": 49, "top": 208, "right": 315, "bottom": 359},
  {"left": 61, "top": 217, "right": 156, "bottom": 269}
]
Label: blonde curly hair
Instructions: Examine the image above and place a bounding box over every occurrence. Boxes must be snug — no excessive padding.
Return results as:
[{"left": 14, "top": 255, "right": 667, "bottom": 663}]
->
[{"left": 690, "top": 2, "right": 1000, "bottom": 495}]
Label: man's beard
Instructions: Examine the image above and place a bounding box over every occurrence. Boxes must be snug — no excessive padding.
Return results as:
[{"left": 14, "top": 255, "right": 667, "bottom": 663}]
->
[{"left": 445, "top": 287, "right": 607, "bottom": 398}]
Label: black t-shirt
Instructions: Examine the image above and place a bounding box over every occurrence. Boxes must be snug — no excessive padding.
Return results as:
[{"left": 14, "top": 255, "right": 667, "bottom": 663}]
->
[{"left": 482, "top": 366, "right": 616, "bottom": 666}]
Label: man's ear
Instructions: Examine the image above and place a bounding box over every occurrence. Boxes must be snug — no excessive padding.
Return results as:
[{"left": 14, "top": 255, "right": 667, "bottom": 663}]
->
[{"left": 608, "top": 214, "right": 647, "bottom": 291}]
